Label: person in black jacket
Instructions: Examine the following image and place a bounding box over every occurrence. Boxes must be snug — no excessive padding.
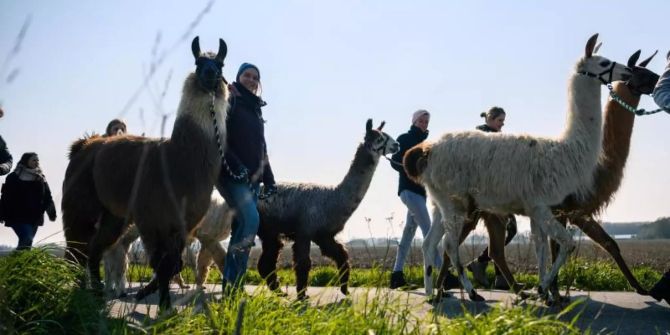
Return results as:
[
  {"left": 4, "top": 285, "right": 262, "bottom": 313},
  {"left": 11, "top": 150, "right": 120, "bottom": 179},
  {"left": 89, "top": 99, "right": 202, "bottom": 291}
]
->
[
  {"left": 217, "top": 62, "right": 277, "bottom": 291},
  {"left": 389, "top": 109, "right": 443, "bottom": 289},
  {"left": 466, "top": 106, "right": 518, "bottom": 290},
  {"left": 0, "top": 107, "right": 12, "bottom": 176},
  {"left": 0, "top": 152, "right": 56, "bottom": 250}
]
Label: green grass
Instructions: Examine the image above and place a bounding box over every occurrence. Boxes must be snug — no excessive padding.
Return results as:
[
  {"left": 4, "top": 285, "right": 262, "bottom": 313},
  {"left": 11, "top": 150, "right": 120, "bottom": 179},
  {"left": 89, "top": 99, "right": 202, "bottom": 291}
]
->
[
  {"left": 147, "top": 287, "right": 585, "bottom": 335},
  {"left": 0, "top": 248, "right": 591, "bottom": 334},
  {"left": 131, "top": 257, "right": 662, "bottom": 292},
  {"left": 0, "top": 246, "right": 110, "bottom": 334}
]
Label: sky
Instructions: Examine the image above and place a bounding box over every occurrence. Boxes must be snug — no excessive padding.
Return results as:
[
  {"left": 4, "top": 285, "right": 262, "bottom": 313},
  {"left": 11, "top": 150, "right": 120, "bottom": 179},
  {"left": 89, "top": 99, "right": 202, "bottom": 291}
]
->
[{"left": 1, "top": 0, "right": 669, "bottom": 247}]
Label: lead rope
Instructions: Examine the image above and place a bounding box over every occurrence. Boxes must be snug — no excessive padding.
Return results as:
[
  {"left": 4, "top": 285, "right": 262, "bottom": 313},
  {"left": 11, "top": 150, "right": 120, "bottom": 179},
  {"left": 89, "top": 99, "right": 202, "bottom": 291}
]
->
[
  {"left": 209, "top": 92, "right": 258, "bottom": 197},
  {"left": 606, "top": 83, "right": 670, "bottom": 116}
]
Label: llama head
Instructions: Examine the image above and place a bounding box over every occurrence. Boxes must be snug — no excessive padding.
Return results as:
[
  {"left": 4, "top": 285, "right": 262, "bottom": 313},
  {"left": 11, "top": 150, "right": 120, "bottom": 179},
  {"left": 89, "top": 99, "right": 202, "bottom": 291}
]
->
[
  {"left": 191, "top": 36, "right": 227, "bottom": 91},
  {"left": 625, "top": 50, "right": 660, "bottom": 96},
  {"left": 363, "top": 119, "right": 399, "bottom": 156},
  {"left": 576, "top": 33, "right": 631, "bottom": 85}
]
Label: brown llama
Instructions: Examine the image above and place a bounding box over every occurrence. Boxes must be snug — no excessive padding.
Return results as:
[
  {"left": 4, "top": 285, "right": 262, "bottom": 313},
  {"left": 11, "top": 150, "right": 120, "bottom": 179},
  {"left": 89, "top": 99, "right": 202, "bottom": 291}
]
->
[
  {"left": 436, "top": 50, "right": 660, "bottom": 298},
  {"left": 61, "top": 37, "right": 228, "bottom": 310}
]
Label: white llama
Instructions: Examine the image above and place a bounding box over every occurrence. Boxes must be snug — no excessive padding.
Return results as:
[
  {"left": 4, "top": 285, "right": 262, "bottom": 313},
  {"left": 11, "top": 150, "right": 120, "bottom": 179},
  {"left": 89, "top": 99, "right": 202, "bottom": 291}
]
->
[{"left": 403, "top": 34, "right": 631, "bottom": 302}]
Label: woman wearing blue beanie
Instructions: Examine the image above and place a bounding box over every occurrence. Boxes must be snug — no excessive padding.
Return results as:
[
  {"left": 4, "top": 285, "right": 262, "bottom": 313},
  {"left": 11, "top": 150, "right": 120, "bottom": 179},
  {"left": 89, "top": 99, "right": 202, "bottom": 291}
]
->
[{"left": 217, "top": 62, "right": 277, "bottom": 293}]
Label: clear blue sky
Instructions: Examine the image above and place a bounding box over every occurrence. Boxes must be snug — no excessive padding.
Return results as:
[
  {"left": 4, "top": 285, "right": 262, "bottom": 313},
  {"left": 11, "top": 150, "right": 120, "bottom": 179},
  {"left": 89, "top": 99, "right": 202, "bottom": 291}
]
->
[{"left": 1, "top": 0, "right": 669, "bottom": 246}]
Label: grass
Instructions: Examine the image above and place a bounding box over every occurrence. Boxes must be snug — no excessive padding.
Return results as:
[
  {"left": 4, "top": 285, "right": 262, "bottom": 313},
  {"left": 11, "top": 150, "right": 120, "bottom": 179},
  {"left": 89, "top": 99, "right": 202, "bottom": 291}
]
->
[
  {"left": 0, "top": 248, "right": 591, "bottom": 334},
  {"left": 129, "top": 257, "right": 662, "bottom": 292},
  {"left": 0, "top": 246, "right": 109, "bottom": 334}
]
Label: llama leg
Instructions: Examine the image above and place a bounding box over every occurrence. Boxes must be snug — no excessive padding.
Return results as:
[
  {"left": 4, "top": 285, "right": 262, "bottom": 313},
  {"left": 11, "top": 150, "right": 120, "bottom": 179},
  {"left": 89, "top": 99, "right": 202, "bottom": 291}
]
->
[
  {"left": 436, "top": 210, "right": 477, "bottom": 291},
  {"left": 421, "top": 220, "right": 444, "bottom": 298},
  {"left": 87, "top": 211, "right": 127, "bottom": 292},
  {"left": 196, "top": 243, "right": 214, "bottom": 289},
  {"left": 155, "top": 232, "right": 185, "bottom": 311},
  {"left": 443, "top": 212, "right": 482, "bottom": 301},
  {"left": 530, "top": 206, "right": 575, "bottom": 300},
  {"left": 316, "top": 237, "right": 351, "bottom": 296},
  {"left": 529, "top": 217, "right": 548, "bottom": 295},
  {"left": 292, "top": 238, "right": 312, "bottom": 300},
  {"left": 258, "top": 236, "right": 283, "bottom": 292},
  {"left": 576, "top": 216, "right": 648, "bottom": 295},
  {"left": 483, "top": 214, "right": 521, "bottom": 292}
]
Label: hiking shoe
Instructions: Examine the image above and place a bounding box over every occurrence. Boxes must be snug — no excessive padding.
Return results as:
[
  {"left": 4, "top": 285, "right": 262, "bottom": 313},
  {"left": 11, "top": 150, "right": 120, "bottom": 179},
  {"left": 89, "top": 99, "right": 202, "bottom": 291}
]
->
[
  {"left": 467, "top": 261, "right": 490, "bottom": 287},
  {"left": 441, "top": 271, "right": 461, "bottom": 290},
  {"left": 390, "top": 271, "right": 408, "bottom": 289},
  {"left": 494, "top": 274, "right": 510, "bottom": 290},
  {"left": 650, "top": 271, "right": 670, "bottom": 304}
]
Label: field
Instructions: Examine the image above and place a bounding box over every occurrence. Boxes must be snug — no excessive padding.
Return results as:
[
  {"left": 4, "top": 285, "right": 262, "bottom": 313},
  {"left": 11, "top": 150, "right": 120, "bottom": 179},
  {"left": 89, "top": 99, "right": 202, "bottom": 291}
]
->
[{"left": 245, "top": 238, "right": 670, "bottom": 272}]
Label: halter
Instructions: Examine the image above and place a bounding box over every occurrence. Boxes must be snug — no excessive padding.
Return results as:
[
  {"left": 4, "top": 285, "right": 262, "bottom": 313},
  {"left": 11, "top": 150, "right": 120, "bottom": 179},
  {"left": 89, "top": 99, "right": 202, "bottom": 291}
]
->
[
  {"left": 605, "top": 83, "right": 670, "bottom": 116},
  {"left": 577, "top": 61, "right": 619, "bottom": 86}
]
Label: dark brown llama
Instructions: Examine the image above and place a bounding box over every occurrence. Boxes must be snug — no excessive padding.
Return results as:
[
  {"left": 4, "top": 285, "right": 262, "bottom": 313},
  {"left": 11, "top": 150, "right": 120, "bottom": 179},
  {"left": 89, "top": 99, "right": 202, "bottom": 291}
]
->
[{"left": 61, "top": 37, "right": 228, "bottom": 310}]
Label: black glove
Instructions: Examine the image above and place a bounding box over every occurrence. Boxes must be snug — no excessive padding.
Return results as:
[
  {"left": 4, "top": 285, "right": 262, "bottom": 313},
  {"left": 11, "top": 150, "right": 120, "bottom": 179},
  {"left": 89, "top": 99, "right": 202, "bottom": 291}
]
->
[{"left": 258, "top": 184, "right": 277, "bottom": 200}]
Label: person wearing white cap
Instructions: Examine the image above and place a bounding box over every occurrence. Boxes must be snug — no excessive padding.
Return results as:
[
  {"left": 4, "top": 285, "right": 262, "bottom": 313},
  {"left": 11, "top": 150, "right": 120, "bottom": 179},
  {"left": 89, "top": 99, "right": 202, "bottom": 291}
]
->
[{"left": 388, "top": 109, "right": 443, "bottom": 289}]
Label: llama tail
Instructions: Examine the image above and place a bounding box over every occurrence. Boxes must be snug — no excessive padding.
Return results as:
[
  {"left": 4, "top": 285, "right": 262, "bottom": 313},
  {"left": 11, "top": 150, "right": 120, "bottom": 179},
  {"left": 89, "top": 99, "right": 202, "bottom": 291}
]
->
[{"left": 403, "top": 143, "right": 432, "bottom": 184}]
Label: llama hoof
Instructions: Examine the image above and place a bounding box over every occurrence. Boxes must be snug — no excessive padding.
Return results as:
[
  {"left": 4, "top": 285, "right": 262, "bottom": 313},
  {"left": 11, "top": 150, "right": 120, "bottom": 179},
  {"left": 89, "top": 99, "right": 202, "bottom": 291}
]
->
[
  {"left": 341, "top": 288, "right": 350, "bottom": 296},
  {"left": 512, "top": 282, "right": 527, "bottom": 293},
  {"left": 469, "top": 290, "right": 485, "bottom": 302},
  {"left": 135, "top": 289, "right": 150, "bottom": 301},
  {"left": 90, "top": 280, "right": 105, "bottom": 292},
  {"left": 636, "top": 288, "right": 649, "bottom": 296}
]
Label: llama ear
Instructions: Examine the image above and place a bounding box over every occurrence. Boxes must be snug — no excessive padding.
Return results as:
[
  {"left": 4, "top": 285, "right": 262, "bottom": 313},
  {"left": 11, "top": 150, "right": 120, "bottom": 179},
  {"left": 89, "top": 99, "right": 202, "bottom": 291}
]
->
[
  {"left": 593, "top": 42, "right": 602, "bottom": 54},
  {"left": 366, "top": 119, "right": 373, "bottom": 132},
  {"left": 585, "top": 33, "right": 599, "bottom": 58},
  {"left": 627, "top": 50, "right": 641, "bottom": 68},
  {"left": 666, "top": 50, "right": 670, "bottom": 62},
  {"left": 639, "top": 50, "right": 658, "bottom": 68},
  {"left": 377, "top": 121, "right": 386, "bottom": 130},
  {"left": 191, "top": 36, "right": 201, "bottom": 59},
  {"left": 215, "top": 38, "right": 227, "bottom": 63}
]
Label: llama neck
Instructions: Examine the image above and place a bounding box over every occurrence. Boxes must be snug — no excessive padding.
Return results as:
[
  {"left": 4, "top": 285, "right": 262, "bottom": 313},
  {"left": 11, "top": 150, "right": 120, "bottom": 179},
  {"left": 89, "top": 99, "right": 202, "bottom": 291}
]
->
[
  {"left": 562, "top": 73, "right": 603, "bottom": 144},
  {"left": 334, "top": 144, "right": 379, "bottom": 214},
  {"left": 168, "top": 76, "right": 227, "bottom": 186},
  {"left": 573, "top": 81, "right": 638, "bottom": 214}
]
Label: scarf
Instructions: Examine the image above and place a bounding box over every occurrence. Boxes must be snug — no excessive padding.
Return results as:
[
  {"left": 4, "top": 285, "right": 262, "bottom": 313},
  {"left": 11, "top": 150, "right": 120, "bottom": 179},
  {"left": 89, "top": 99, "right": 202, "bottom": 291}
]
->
[{"left": 14, "top": 163, "right": 46, "bottom": 182}]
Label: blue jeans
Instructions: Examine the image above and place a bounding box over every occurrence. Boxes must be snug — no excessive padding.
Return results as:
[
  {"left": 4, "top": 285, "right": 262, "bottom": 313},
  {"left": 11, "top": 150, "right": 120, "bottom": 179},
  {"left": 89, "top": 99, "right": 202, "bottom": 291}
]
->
[
  {"left": 10, "top": 223, "right": 38, "bottom": 250},
  {"left": 216, "top": 178, "right": 260, "bottom": 288},
  {"left": 393, "top": 190, "right": 442, "bottom": 272}
]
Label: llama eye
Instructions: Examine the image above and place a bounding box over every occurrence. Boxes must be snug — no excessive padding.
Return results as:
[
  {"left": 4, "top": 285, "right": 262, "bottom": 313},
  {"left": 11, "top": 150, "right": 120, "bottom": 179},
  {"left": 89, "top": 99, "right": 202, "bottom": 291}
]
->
[{"left": 599, "top": 60, "right": 611, "bottom": 67}]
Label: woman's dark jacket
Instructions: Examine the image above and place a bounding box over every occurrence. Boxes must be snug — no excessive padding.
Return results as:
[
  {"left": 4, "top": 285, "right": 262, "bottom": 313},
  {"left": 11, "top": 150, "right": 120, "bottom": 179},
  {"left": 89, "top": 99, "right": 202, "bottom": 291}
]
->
[
  {"left": 476, "top": 124, "right": 498, "bottom": 133},
  {"left": 0, "top": 135, "right": 12, "bottom": 176},
  {"left": 222, "top": 81, "right": 275, "bottom": 186},
  {"left": 0, "top": 172, "right": 56, "bottom": 226},
  {"left": 391, "top": 125, "right": 428, "bottom": 197}
]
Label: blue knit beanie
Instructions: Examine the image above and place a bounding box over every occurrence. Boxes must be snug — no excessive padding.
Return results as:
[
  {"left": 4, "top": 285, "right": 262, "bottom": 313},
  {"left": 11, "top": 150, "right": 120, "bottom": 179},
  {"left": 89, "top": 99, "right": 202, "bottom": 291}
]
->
[{"left": 236, "top": 62, "right": 260, "bottom": 82}]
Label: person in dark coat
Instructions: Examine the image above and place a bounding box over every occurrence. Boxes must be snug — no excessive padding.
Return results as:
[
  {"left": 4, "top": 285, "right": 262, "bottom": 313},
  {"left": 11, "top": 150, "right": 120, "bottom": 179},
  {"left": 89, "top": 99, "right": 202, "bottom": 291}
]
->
[
  {"left": 0, "top": 107, "right": 12, "bottom": 176},
  {"left": 0, "top": 152, "right": 57, "bottom": 250},
  {"left": 466, "top": 106, "right": 518, "bottom": 290},
  {"left": 217, "top": 62, "right": 276, "bottom": 291},
  {"left": 389, "top": 109, "right": 443, "bottom": 289}
]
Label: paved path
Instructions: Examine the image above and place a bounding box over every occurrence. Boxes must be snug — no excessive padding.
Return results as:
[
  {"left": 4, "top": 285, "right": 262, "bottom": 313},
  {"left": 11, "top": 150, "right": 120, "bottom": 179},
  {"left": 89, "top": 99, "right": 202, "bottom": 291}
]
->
[{"left": 109, "top": 283, "right": 669, "bottom": 334}]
